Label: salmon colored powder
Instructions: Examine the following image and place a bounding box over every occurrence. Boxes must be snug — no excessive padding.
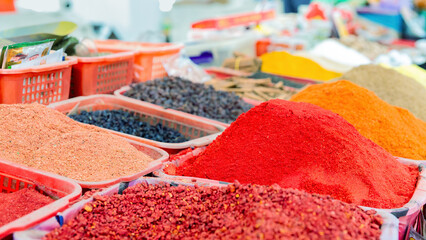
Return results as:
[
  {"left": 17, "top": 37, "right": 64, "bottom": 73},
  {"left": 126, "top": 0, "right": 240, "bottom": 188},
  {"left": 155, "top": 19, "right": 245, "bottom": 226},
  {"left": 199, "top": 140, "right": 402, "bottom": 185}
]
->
[
  {"left": 0, "top": 103, "right": 154, "bottom": 182},
  {"left": 175, "top": 100, "right": 418, "bottom": 209},
  {"left": 290, "top": 80, "right": 426, "bottom": 160}
]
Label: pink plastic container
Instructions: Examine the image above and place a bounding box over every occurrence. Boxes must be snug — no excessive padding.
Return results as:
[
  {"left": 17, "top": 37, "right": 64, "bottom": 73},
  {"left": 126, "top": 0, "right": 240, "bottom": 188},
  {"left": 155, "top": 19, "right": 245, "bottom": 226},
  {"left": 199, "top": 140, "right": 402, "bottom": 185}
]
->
[{"left": 48, "top": 95, "right": 225, "bottom": 154}]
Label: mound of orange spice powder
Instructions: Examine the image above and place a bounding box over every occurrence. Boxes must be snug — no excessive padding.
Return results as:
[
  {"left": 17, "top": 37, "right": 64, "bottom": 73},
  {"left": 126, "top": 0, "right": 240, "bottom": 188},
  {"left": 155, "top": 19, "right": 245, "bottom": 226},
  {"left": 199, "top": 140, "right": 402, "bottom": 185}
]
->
[{"left": 290, "top": 80, "right": 426, "bottom": 160}]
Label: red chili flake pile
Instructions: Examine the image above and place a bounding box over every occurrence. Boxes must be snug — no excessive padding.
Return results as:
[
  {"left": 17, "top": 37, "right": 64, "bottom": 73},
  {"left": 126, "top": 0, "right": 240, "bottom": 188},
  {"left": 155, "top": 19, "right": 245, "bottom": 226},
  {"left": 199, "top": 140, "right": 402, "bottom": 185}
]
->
[
  {"left": 0, "top": 103, "right": 154, "bottom": 182},
  {"left": 0, "top": 188, "right": 54, "bottom": 227},
  {"left": 44, "top": 183, "right": 383, "bottom": 239},
  {"left": 173, "top": 99, "right": 418, "bottom": 208}
]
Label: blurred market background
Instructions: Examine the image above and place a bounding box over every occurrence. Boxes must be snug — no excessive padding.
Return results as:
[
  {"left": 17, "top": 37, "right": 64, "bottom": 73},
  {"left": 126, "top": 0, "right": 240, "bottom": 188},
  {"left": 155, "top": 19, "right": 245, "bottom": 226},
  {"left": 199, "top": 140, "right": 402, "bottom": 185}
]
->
[{"left": 1, "top": 0, "right": 425, "bottom": 72}]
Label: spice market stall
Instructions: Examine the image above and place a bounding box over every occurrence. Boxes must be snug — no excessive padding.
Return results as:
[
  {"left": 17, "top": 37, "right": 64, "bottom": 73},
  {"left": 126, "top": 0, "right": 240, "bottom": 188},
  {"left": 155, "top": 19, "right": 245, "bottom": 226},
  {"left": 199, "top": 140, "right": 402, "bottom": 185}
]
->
[{"left": 1, "top": 1, "right": 426, "bottom": 239}]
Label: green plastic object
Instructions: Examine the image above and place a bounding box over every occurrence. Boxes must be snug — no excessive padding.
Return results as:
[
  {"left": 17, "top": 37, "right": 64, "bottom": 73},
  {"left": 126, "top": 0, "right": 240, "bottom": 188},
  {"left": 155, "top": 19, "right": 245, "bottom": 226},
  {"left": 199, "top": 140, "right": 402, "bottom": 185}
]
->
[
  {"left": 0, "top": 21, "right": 77, "bottom": 44},
  {"left": 52, "top": 36, "right": 79, "bottom": 55}
]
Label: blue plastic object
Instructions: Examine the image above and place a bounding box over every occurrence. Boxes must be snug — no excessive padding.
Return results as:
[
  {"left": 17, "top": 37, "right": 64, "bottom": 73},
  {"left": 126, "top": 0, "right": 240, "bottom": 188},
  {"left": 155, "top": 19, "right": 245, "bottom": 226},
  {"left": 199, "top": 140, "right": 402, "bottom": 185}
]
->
[
  {"left": 189, "top": 51, "right": 214, "bottom": 65},
  {"left": 357, "top": 7, "right": 403, "bottom": 33}
]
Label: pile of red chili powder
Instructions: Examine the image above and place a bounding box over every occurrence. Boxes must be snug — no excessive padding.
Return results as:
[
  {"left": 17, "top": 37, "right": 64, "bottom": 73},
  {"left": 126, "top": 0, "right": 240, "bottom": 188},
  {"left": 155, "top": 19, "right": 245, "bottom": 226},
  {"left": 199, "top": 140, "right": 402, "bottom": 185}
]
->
[
  {"left": 0, "top": 103, "right": 154, "bottom": 182},
  {"left": 44, "top": 183, "right": 383, "bottom": 239},
  {"left": 0, "top": 188, "right": 54, "bottom": 227},
  {"left": 174, "top": 100, "right": 418, "bottom": 208}
]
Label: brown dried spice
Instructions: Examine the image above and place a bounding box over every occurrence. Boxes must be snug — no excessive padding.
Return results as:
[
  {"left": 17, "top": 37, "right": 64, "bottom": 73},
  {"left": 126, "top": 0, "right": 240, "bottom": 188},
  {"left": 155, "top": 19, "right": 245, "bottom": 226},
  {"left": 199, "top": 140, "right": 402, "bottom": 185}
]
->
[{"left": 44, "top": 183, "right": 383, "bottom": 240}]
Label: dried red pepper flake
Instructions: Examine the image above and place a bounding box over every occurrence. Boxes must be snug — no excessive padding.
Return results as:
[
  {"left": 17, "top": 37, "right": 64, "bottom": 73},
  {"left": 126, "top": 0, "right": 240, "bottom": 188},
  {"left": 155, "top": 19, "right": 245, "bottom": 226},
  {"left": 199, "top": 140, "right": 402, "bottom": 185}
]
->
[
  {"left": 0, "top": 188, "right": 54, "bottom": 227},
  {"left": 44, "top": 183, "right": 382, "bottom": 240}
]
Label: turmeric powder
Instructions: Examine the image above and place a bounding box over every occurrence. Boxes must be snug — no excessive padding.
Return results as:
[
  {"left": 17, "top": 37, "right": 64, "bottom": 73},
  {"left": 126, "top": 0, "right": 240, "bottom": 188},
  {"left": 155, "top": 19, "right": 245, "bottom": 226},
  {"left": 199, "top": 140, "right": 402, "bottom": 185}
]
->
[
  {"left": 290, "top": 80, "right": 426, "bottom": 160},
  {"left": 260, "top": 51, "right": 342, "bottom": 81}
]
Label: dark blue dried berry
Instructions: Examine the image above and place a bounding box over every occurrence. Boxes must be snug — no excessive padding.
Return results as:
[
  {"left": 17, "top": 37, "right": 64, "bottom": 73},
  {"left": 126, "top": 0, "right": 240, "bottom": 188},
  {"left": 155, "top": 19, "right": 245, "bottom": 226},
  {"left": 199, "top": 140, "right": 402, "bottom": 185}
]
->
[{"left": 69, "top": 110, "right": 189, "bottom": 143}]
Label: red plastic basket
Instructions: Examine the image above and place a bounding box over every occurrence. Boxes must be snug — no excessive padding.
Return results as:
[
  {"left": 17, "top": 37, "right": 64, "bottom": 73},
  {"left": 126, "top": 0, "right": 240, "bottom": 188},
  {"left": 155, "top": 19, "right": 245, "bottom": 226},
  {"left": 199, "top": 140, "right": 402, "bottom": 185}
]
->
[
  {"left": 0, "top": 58, "right": 77, "bottom": 104},
  {"left": 48, "top": 95, "right": 225, "bottom": 154},
  {"left": 70, "top": 50, "right": 135, "bottom": 97},
  {"left": 0, "top": 160, "right": 81, "bottom": 239},
  {"left": 114, "top": 85, "right": 261, "bottom": 128},
  {"left": 93, "top": 40, "right": 183, "bottom": 82}
]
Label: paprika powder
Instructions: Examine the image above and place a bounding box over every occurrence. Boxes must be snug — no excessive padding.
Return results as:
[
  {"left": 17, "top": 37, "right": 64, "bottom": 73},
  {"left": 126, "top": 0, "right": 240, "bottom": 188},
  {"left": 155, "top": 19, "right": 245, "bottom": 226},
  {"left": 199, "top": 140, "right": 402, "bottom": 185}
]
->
[
  {"left": 175, "top": 99, "right": 418, "bottom": 209},
  {"left": 0, "top": 188, "right": 54, "bottom": 227}
]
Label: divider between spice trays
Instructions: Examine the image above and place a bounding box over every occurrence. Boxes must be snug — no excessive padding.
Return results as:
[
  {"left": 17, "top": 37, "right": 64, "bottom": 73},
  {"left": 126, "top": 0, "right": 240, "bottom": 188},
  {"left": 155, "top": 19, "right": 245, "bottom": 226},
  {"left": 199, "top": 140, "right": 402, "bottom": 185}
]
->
[
  {"left": 0, "top": 159, "right": 82, "bottom": 239},
  {"left": 113, "top": 85, "right": 262, "bottom": 128},
  {"left": 156, "top": 147, "right": 426, "bottom": 240},
  {"left": 48, "top": 94, "right": 226, "bottom": 153},
  {"left": 13, "top": 176, "right": 399, "bottom": 240}
]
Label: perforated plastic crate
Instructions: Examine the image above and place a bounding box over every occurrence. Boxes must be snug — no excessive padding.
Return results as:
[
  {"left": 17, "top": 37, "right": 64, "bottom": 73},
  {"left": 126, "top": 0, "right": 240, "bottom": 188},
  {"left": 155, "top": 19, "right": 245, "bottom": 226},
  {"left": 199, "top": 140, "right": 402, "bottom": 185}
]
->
[
  {"left": 93, "top": 40, "right": 183, "bottom": 82},
  {"left": 48, "top": 95, "right": 226, "bottom": 154},
  {"left": 70, "top": 50, "right": 134, "bottom": 97},
  {"left": 0, "top": 58, "right": 77, "bottom": 104},
  {"left": 0, "top": 160, "right": 81, "bottom": 239}
]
